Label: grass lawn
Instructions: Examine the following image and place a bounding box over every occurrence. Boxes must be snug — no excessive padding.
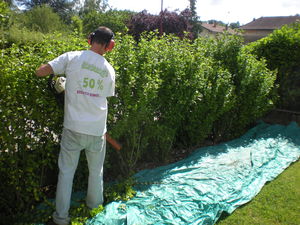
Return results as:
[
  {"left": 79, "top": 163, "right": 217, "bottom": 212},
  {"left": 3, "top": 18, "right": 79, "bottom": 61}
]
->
[{"left": 216, "top": 159, "right": 300, "bottom": 225}]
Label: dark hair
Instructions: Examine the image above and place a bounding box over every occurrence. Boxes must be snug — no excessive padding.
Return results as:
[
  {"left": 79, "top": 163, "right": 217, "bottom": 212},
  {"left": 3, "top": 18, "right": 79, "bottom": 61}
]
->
[{"left": 88, "top": 26, "right": 114, "bottom": 46}]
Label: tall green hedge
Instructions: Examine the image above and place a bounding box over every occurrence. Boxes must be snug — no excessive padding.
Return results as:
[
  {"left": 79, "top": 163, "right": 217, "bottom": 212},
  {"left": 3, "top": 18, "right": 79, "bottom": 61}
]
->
[
  {"left": 0, "top": 32, "right": 276, "bottom": 223},
  {"left": 246, "top": 22, "right": 300, "bottom": 110},
  {"left": 0, "top": 35, "right": 87, "bottom": 223}
]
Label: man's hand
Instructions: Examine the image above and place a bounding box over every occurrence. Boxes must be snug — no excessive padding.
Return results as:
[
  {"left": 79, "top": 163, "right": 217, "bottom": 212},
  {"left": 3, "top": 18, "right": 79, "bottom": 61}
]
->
[
  {"left": 36, "top": 64, "right": 54, "bottom": 77},
  {"left": 106, "top": 133, "right": 122, "bottom": 151}
]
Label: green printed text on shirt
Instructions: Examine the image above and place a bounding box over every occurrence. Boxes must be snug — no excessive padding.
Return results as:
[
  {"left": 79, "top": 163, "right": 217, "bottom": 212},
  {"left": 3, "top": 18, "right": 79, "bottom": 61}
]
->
[{"left": 81, "top": 61, "right": 108, "bottom": 78}]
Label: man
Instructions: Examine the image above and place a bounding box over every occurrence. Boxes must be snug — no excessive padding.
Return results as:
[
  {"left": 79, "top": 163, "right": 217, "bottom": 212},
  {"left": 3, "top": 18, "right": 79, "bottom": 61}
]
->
[{"left": 36, "top": 26, "right": 115, "bottom": 225}]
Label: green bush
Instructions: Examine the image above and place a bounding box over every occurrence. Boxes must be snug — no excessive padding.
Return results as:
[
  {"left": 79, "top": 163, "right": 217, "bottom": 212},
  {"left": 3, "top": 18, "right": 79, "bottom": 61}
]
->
[
  {"left": 0, "top": 1, "right": 10, "bottom": 28},
  {"left": 71, "top": 15, "right": 83, "bottom": 35},
  {"left": 246, "top": 22, "right": 300, "bottom": 110},
  {"left": 105, "top": 33, "right": 276, "bottom": 172},
  {"left": 17, "top": 5, "right": 67, "bottom": 33},
  {"left": 208, "top": 34, "right": 277, "bottom": 141},
  {"left": 2, "top": 5, "right": 69, "bottom": 46},
  {"left": 81, "top": 10, "right": 134, "bottom": 36},
  {"left": 0, "top": 1, "right": 11, "bottom": 48},
  {"left": 0, "top": 32, "right": 277, "bottom": 223},
  {"left": 0, "top": 34, "right": 87, "bottom": 223},
  {"left": 5, "top": 26, "right": 46, "bottom": 44}
]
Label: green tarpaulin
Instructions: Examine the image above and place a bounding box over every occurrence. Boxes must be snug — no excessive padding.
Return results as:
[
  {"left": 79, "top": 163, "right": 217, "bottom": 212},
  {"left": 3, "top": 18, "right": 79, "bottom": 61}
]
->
[{"left": 87, "top": 122, "right": 300, "bottom": 225}]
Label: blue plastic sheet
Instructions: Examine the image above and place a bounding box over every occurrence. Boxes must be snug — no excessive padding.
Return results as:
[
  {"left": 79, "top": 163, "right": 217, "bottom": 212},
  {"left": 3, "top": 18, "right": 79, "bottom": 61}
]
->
[{"left": 88, "top": 122, "right": 300, "bottom": 225}]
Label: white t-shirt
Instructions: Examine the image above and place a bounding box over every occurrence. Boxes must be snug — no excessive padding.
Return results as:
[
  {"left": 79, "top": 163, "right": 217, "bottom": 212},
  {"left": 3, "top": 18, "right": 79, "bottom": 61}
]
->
[{"left": 49, "top": 50, "right": 115, "bottom": 136}]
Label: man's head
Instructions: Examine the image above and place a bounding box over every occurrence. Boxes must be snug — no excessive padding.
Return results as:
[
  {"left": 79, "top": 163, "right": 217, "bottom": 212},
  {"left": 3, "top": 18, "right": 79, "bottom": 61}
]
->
[{"left": 88, "top": 26, "right": 115, "bottom": 52}]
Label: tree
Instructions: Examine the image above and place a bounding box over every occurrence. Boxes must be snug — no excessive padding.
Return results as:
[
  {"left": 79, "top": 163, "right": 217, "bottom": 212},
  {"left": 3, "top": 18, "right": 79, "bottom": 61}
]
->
[
  {"left": 15, "top": 0, "right": 75, "bottom": 22},
  {"left": 0, "top": 1, "right": 10, "bottom": 28},
  {"left": 82, "top": 9, "right": 134, "bottom": 35},
  {"left": 70, "top": 15, "right": 83, "bottom": 35},
  {"left": 16, "top": 0, "right": 73, "bottom": 9},
  {"left": 189, "top": 0, "right": 197, "bottom": 20},
  {"left": 80, "top": 0, "right": 108, "bottom": 15},
  {"left": 127, "top": 9, "right": 193, "bottom": 40},
  {"left": 229, "top": 22, "right": 240, "bottom": 29},
  {"left": 188, "top": 0, "right": 201, "bottom": 37},
  {"left": 16, "top": 4, "right": 66, "bottom": 33},
  {"left": 3, "top": 0, "right": 14, "bottom": 7},
  {"left": 1, "top": 1, "right": 11, "bottom": 47},
  {"left": 208, "top": 19, "right": 226, "bottom": 26}
]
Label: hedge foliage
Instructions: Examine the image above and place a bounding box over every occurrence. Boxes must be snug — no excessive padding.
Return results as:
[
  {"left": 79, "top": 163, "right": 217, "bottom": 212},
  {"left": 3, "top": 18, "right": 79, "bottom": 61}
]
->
[
  {"left": 0, "top": 32, "right": 276, "bottom": 223},
  {"left": 246, "top": 22, "right": 300, "bottom": 110},
  {"left": 0, "top": 34, "right": 87, "bottom": 223}
]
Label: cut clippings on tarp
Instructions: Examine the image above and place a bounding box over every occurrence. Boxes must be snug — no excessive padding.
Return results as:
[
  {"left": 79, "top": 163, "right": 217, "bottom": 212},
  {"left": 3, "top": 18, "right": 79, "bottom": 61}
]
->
[{"left": 87, "top": 122, "right": 300, "bottom": 225}]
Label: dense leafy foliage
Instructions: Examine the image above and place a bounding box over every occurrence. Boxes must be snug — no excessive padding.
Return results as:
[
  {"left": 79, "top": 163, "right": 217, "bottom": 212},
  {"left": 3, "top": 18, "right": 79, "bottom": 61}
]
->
[
  {"left": 0, "top": 1, "right": 10, "bottom": 27},
  {"left": 15, "top": 4, "right": 66, "bottom": 33},
  {"left": 126, "top": 9, "right": 195, "bottom": 40},
  {"left": 15, "top": 0, "right": 75, "bottom": 22},
  {"left": 81, "top": 9, "right": 134, "bottom": 36},
  {"left": 0, "top": 2, "right": 298, "bottom": 224},
  {"left": 0, "top": 31, "right": 276, "bottom": 224},
  {"left": 246, "top": 22, "right": 300, "bottom": 111},
  {"left": 80, "top": 0, "right": 109, "bottom": 14},
  {"left": 1, "top": 2, "right": 134, "bottom": 45},
  {"left": 1, "top": 3, "right": 71, "bottom": 46},
  {"left": 0, "top": 1, "right": 11, "bottom": 47},
  {"left": 0, "top": 34, "right": 87, "bottom": 223}
]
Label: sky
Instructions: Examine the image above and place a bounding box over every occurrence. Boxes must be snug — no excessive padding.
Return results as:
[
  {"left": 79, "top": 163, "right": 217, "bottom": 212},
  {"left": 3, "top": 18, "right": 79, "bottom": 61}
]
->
[{"left": 107, "top": 0, "right": 300, "bottom": 25}]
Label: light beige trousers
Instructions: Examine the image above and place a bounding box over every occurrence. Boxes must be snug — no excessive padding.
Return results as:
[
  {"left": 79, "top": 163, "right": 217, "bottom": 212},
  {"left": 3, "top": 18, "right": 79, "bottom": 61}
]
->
[{"left": 53, "top": 128, "right": 106, "bottom": 225}]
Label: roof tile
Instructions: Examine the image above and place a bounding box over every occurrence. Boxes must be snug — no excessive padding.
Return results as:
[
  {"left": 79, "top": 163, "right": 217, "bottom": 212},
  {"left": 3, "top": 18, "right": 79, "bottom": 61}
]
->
[{"left": 240, "top": 16, "right": 300, "bottom": 30}]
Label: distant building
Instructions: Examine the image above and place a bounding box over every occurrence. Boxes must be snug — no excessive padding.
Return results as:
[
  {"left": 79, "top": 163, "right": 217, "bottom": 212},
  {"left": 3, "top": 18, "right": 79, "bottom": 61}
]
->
[
  {"left": 200, "top": 22, "right": 236, "bottom": 37},
  {"left": 240, "top": 16, "right": 300, "bottom": 43}
]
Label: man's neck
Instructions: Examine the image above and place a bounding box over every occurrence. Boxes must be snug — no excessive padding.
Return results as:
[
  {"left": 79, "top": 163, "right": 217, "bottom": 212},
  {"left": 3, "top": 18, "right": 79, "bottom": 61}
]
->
[{"left": 90, "top": 44, "right": 105, "bottom": 55}]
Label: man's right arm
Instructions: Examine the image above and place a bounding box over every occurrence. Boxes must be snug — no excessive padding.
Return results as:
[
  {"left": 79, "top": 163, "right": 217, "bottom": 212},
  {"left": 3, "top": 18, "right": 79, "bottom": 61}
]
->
[{"left": 35, "top": 64, "right": 54, "bottom": 77}]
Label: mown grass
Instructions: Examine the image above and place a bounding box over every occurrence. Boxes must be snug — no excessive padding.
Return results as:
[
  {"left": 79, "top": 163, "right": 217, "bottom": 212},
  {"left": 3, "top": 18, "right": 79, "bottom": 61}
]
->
[{"left": 217, "top": 159, "right": 300, "bottom": 225}]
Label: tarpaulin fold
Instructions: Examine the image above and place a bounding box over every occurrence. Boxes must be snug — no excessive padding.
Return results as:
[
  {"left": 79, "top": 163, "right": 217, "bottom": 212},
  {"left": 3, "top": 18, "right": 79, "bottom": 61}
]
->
[{"left": 88, "top": 122, "right": 300, "bottom": 225}]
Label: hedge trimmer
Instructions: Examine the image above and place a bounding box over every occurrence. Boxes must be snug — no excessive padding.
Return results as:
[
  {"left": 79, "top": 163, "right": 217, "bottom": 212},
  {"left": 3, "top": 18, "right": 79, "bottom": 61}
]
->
[{"left": 48, "top": 74, "right": 122, "bottom": 151}]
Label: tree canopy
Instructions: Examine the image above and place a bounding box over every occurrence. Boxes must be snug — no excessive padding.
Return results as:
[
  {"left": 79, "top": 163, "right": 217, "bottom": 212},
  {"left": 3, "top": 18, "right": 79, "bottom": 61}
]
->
[
  {"left": 15, "top": 0, "right": 75, "bottom": 21},
  {"left": 127, "top": 9, "right": 195, "bottom": 40}
]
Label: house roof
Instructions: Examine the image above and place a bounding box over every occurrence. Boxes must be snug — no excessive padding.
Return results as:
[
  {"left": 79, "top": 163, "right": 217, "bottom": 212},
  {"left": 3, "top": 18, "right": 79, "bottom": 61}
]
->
[
  {"left": 240, "top": 16, "right": 300, "bottom": 30},
  {"left": 201, "top": 23, "right": 235, "bottom": 34}
]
